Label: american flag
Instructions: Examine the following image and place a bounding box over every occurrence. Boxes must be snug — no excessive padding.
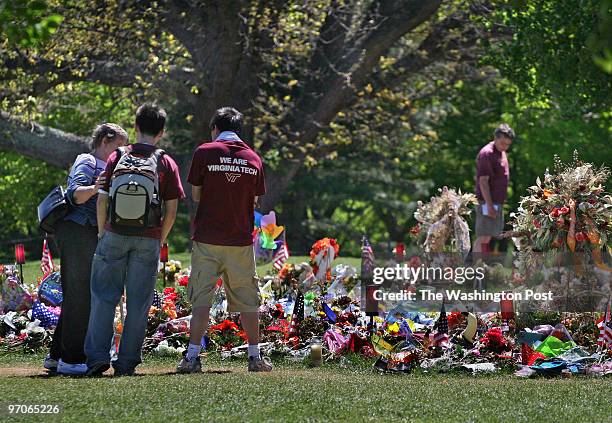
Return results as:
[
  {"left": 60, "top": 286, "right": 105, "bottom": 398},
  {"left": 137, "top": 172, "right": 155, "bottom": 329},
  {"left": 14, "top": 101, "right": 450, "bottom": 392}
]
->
[
  {"left": 361, "top": 236, "right": 375, "bottom": 277},
  {"left": 433, "top": 302, "right": 449, "bottom": 346},
  {"left": 597, "top": 300, "right": 612, "bottom": 348},
  {"left": 273, "top": 241, "right": 290, "bottom": 270},
  {"left": 288, "top": 292, "right": 304, "bottom": 337},
  {"left": 151, "top": 290, "right": 162, "bottom": 308},
  {"left": 41, "top": 239, "right": 54, "bottom": 275}
]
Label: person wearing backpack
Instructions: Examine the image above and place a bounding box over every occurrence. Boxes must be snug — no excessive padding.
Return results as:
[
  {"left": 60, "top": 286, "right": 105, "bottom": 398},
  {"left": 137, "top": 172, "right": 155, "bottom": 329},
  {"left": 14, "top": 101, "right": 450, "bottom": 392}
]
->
[
  {"left": 43, "top": 123, "right": 128, "bottom": 375},
  {"left": 176, "top": 106, "right": 271, "bottom": 373},
  {"left": 84, "top": 103, "right": 185, "bottom": 376}
]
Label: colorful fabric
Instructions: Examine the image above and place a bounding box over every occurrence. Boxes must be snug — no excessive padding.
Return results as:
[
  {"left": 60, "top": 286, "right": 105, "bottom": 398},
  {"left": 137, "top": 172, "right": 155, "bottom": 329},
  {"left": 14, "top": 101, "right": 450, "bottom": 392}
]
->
[
  {"left": 534, "top": 335, "right": 575, "bottom": 357},
  {"left": 31, "top": 300, "right": 59, "bottom": 328},
  {"left": 1, "top": 275, "right": 32, "bottom": 312}
]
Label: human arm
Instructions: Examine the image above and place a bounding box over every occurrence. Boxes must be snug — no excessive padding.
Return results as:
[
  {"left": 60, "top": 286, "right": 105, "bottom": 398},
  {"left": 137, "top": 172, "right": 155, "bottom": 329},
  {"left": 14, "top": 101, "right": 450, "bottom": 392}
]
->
[
  {"left": 160, "top": 199, "right": 178, "bottom": 245},
  {"left": 97, "top": 192, "right": 109, "bottom": 237},
  {"left": 73, "top": 172, "right": 106, "bottom": 204},
  {"left": 478, "top": 176, "right": 497, "bottom": 218},
  {"left": 192, "top": 185, "right": 202, "bottom": 203}
]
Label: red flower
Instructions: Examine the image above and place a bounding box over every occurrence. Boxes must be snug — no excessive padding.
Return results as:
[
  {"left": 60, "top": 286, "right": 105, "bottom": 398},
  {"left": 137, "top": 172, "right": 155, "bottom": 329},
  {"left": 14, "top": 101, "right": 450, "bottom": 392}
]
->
[
  {"left": 558, "top": 206, "right": 569, "bottom": 215},
  {"left": 447, "top": 312, "right": 464, "bottom": 329},
  {"left": 575, "top": 232, "right": 586, "bottom": 242},
  {"left": 480, "top": 327, "right": 509, "bottom": 353},
  {"left": 550, "top": 208, "right": 560, "bottom": 218},
  {"left": 533, "top": 220, "right": 542, "bottom": 229},
  {"left": 178, "top": 275, "right": 189, "bottom": 287}
]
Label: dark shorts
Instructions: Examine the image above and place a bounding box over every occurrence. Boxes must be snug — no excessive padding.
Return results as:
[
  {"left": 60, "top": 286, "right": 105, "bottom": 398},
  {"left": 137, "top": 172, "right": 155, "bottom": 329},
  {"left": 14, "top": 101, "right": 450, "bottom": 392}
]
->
[{"left": 475, "top": 204, "right": 504, "bottom": 237}]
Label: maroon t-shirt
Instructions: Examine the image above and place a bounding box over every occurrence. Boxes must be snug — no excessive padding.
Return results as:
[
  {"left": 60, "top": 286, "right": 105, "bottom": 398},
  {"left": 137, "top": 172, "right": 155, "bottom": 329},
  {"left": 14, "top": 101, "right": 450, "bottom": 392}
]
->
[
  {"left": 102, "top": 143, "right": 185, "bottom": 239},
  {"left": 475, "top": 141, "right": 509, "bottom": 204},
  {"left": 188, "top": 138, "right": 266, "bottom": 246}
]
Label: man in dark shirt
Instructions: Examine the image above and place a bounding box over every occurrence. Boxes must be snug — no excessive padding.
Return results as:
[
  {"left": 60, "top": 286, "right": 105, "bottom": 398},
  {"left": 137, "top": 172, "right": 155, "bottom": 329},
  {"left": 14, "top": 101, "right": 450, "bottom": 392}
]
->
[
  {"left": 85, "top": 103, "right": 185, "bottom": 376},
  {"left": 177, "top": 106, "right": 271, "bottom": 373},
  {"left": 473, "top": 123, "right": 514, "bottom": 256}
]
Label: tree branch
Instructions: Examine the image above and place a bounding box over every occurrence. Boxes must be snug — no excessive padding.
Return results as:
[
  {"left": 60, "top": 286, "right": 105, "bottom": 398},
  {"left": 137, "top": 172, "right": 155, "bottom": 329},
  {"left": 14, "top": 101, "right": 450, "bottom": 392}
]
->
[{"left": 0, "top": 111, "right": 90, "bottom": 168}]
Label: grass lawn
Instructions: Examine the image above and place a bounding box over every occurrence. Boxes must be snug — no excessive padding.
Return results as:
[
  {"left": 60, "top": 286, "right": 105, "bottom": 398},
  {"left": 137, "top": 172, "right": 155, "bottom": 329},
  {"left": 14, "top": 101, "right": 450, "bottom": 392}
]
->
[
  {"left": 18, "top": 254, "right": 363, "bottom": 286},
  {"left": 0, "top": 352, "right": 610, "bottom": 422}
]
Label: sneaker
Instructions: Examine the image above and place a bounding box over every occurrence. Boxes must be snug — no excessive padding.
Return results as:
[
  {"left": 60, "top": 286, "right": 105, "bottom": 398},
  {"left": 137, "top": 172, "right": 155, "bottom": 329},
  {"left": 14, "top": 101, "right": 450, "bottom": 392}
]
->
[
  {"left": 85, "top": 362, "right": 110, "bottom": 377},
  {"left": 43, "top": 355, "right": 58, "bottom": 371},
  {"left": 176, "top": 356, "right": 202, "bottom": 374},
  {"left": 57, "top": 359, "right": 87, "bottom": 375},
  {"left": 248, "top": 355, "right": 272, "bottom": 372}
]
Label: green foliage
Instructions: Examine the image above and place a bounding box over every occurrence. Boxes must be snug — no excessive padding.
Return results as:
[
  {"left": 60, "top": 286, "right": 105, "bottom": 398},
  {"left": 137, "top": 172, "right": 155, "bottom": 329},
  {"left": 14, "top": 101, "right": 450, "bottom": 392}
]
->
[
  {"left": 0, "top": 0, "right": 62, "bottom": 46},
  {"left": 0, "top": 151, "right": 65, "bottom": 238},
  {"left": 589, "top": 0, "right": 612, "bottom": 73},
  {"left": 490, "top": 0, "right": 612, "bottom": 113}
]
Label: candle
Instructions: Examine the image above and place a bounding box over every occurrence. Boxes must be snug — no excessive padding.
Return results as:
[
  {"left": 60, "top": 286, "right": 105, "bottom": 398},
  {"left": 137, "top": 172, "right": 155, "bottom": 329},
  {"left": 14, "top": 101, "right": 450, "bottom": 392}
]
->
[
  {"left": 310, "top": 341, "right": 322, "bottom": 366},
  {"left": 500, "top": 293, "right": 515, "bottom": 320},
  {"left": 160, "top": 243, "right": 169, "bottom": 263},
  {"left": 15, "top": 244, "right": 25, "bottom": 265}
]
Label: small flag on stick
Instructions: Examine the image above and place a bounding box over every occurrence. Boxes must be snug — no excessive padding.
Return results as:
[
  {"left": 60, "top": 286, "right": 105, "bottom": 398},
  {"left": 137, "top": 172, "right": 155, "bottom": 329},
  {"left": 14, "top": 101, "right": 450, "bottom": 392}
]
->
[
  {"left": 273, "top": 242, "right": 290, "bottom": 270},
  {"left": 597, "top": 299, "right": 612, "bottom": 349},
  {"left": 433, "top": 302, "right": 449, "bottom": 347},
  {"left": 288, "top": 292, "right": 304, "bottom": 337},
  {"left": 361, "top": 235, "right": 375, "bottom": 277},
  {"left": 41, "top": 239, "right": 54, "bottom": 275}
]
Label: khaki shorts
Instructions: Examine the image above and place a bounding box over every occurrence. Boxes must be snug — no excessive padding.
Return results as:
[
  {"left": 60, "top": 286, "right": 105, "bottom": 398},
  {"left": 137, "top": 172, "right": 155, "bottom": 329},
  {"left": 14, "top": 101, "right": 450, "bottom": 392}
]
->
[
  {"left": 475, "top": 204, "right": 504, "bottom": 237},
  {"left": 189, "top": 242, "right": 260, "bottom": 312}
]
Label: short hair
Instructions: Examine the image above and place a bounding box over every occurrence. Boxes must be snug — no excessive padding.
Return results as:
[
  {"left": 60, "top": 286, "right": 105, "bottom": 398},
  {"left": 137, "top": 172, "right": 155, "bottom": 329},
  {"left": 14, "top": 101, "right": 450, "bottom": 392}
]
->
[
  {"left": 135, "top": 103, "right": 167, "bottom": 136},
  {"left": 91, "top": 123, "right": 128, "bottom": 150},
  {"left": 494, "top": 123, "right": 515, "bottom": 140},
  {"left": 209, "top": 106, "right": 243, "bottom": 134}
]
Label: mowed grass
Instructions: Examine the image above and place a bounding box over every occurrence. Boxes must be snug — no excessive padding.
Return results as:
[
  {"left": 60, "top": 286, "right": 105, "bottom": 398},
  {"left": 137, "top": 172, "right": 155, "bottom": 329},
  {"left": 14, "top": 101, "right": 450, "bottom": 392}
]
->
[
  {"left": 0, "top": 353, "right": 610, "bottom": 422},
  {"left": 18, "top": 254, "right": 362, "bottom": 285}
]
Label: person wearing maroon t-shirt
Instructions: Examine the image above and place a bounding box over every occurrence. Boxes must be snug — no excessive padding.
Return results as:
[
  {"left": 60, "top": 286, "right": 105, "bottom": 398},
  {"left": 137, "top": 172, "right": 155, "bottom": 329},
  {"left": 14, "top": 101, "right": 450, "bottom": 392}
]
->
[
  {"left": 473, "top": 123, "right": 514, "bottom": 257},
  {"left": 85, "top": 103, "right": 185, "bottom": 377},
  {"left": 177, "top": 107, "right": 271, "bottom": 373}
]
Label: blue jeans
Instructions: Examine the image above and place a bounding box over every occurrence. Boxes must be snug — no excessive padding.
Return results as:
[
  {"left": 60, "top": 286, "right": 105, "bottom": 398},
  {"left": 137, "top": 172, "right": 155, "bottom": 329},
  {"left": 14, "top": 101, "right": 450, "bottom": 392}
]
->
[{"left": 84, "top": 231, "right": 160, "bottom": 372}]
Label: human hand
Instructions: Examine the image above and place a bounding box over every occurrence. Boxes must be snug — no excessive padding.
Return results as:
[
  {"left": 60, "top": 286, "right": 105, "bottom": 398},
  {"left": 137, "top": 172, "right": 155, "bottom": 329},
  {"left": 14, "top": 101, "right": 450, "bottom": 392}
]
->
[
  {"left": 484, "top": 204, "right": 497, "bottom": 219},
  {"left": 94, "top": 172, "right": 106, "bottom": 191}
]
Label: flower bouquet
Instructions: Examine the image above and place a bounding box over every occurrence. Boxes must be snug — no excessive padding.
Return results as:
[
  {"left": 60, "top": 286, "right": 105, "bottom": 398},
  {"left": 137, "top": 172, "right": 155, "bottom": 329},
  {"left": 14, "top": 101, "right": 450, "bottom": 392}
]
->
[
  {"left": 310, "top": 238, "right": 340, "bottom": 283},
  {"left": 159, "top": 260, "right": 182, "bottom": 285},
  {"left": 509, "top": 152, "right": 611, "bottom": 258},
  {"left": 273, "top": 262, "right": 315, "bottom": 298},
  {"left": 413, "top": 186, "right": 477, "bottom": 257},
  {"left": 208, "top": 319, "right": 247, "bottom": 350}
]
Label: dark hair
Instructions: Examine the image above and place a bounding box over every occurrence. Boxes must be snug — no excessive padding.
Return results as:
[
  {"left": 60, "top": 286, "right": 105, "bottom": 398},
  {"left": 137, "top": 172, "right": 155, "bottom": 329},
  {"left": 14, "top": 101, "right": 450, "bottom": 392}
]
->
[
  {"left": 494, "top": 123, "right": 515, "bottom": 140},
  {"left": 135, "top": 103, "right": 167, "bottom": 136},
  {"left": 91, "top": 123, "right": 128, "bottom": 151},
  {"left": 209, "top": 106, "right": 243, "bottom": 134}
]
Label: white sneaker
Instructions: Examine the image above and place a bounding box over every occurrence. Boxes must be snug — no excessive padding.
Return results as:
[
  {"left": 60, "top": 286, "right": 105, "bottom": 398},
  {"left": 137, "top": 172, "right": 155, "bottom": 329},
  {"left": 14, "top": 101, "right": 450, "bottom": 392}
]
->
[
  {"left": 57, "top": 359, "right": 87, "bottom": 375},
  {"left": 43, "top": 355, "right": 58, "bottom": 371}
]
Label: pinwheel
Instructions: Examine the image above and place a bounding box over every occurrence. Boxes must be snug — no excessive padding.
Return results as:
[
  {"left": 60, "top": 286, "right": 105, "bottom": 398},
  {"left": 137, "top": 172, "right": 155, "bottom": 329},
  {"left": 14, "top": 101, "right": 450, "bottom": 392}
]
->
[{"left": 257, "top": 211, "right": 285, "bottom": 249}]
